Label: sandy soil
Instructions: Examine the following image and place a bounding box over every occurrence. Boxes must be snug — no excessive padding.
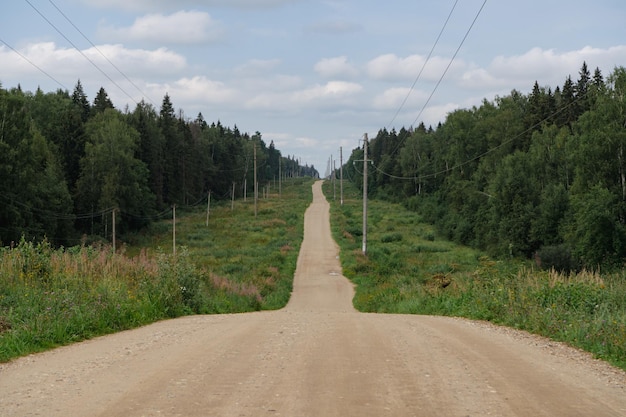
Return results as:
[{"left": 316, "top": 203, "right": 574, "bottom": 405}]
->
[{"left": 1, "top": 180, "right": 625, "bottom": 416}]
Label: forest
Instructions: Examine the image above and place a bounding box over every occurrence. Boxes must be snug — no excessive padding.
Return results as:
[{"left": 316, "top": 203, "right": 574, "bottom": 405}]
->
[
  {"left": 343, "top": 63, "right": 626, "bottom": 271},
  {"left": 0, "top": 81, "right": 318, "bottom": 247}
]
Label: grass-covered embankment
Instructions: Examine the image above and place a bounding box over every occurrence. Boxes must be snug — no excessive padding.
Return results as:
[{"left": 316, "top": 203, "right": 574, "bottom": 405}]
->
[
  {"left": 324, "top": 181, "right": 626, "bottom": 370},
  {"left": 0, "top": 178, "right": 313, "bottom": 363}
]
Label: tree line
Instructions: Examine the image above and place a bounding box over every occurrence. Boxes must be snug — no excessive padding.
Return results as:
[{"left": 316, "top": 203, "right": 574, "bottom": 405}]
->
[
  {"left": 0, "top": 81, "right": 317, "bottom": 246},
  {"left": 343, "top": 63, "right": 626, "bottom": 271}
]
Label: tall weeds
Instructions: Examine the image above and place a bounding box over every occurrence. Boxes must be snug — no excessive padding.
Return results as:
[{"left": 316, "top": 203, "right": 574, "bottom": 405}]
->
[
  {"left": 326, "top": 182, "right": 626, "bottom": 370},
  {"left": 0, "top": 179, "right": 312, "bottom": 362}
]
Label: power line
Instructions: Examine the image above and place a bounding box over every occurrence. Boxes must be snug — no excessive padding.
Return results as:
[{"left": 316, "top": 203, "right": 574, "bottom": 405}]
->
[
  {"left": 370, "top": 90, "right": 580, "bottom": 182},
  {"left": 0, "top": 37, "right": 68, "bottom": 90},
  {"left": 410, "top": 0, "right": 488, "bottom": 129},
  {"left": 0, "top": 191, "right": 114, "bottom": 219},
  {"left": 46, "top": 0, "right": 157, "bottom": 106},
  {"left": 386, "top": 0, "right": 459, "bottom": 130},
  {"left": 24, "top": 0, "right": 139, "bottom": 105},
  {"left": 385, "top": 0, "right": 480, "bottom": 161}
]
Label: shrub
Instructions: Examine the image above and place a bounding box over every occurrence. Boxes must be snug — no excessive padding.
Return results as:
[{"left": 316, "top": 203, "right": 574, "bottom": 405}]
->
[
  {"left": 536, "top": 244, "right": 575, "bottom": 272},
  {"left": 381, "top": 232, "right": 403, "bottom": 243}
]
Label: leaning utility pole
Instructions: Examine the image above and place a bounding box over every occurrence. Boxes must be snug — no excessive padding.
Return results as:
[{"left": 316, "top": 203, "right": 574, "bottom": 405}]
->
[
  {"left": 231, "top": 182, "right": 236, "bottom": 211},
  {"left": 362, "top": 133, "right": 369, "bottom": 255}
]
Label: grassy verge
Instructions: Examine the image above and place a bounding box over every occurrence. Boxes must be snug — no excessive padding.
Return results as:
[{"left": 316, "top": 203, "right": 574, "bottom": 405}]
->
[
  {"left": 324, "top": 181, "right": 626, "bottom": 371},
  {"left": 0, "top": 178, "right": 313, "bottom": 362}
]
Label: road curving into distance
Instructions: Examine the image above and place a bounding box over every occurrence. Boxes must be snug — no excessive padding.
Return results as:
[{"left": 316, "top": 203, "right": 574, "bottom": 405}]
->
[{"left": 1, "top": 180, "right": 625, "bottom": 416}]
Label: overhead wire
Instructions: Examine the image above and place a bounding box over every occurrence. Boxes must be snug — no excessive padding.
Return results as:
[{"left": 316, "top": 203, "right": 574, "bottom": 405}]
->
[
  {"left": 46, "top": 0, "right": 157, "bottom": 106},
  {"left": 0, "top": 191, "right": 114, "bottom": 219},
  {"left": 24, "top": 0, "right": 139, "bottom": 105},
  {"left": 370, "top": 87, "right": 582, "bottom": 182},
  {"left": 0, "top": 37, "right": 68, "bottom": 90},
  {"left": 366, "top": 0, "right": 489, "bottom": 182},
  {"left": 4, "top": 3, "right": 306, "bottom": 243},
  {"left": 410, "top": 0, "right": 488, "bottom": 129},
  {"left": 386, "top": 0, "right": 459, "bottom": 131},
  {"left": 375, "top": 0, "right": 470, "bottom": 163}
]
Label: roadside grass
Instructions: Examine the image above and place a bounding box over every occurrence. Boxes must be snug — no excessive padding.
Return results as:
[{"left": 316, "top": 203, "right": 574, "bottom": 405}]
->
[
  {"left": 0, "top": 178, "right": 312, "bottom": 363},
  {"left": 324, "top": 181, "right": 626, "bottom": 371}
]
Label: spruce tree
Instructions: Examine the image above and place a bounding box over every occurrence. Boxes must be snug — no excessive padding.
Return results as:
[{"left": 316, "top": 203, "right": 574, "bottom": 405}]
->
[
  {"left": 92, "top": 87, "right": 114, "bottom": 116},
  {"left": 72, "top": 80, "right": 91, "bottom": 122}
]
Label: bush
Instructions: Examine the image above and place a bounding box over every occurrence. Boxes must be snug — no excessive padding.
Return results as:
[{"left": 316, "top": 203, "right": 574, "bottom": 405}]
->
[
  {"left": 381, "top": 232, "right": 403, "bottom": 243},
  {"left": 536, "top": 244, "right": 575, "bottom": 272}
]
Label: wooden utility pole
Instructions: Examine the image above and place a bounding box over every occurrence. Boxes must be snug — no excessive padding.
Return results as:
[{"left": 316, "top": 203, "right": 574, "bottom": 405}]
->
[
  {"left": 362, "top": 133, "right": 369, "bottom": 255},
  {"left": 206, "top": 191, "right": 211, "bottom": 226},
  {"left": 340, "top": 146, "right": 344, "bottom": 206},
  {"left": 112, "top": 208, "right": 116, "bottom": 253},
  {"left": 254, "top": 143, "right": 258, "bottom": 218},
  {"left": 231, "top": 182, "right": 235, "bottom": 211},
  {"left": 279, "top": 159, "right": 282, "bottom": 198},
  {"left": 172, "top": 205, "right": 176, "bottom": 256},
  {"left": 333, "top": 158, "right": 336, "bottom": 201}
]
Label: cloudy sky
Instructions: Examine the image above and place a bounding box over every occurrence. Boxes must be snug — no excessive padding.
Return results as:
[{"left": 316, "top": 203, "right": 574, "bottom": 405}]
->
[{"left": 1, "top": 1, "right": 625, "bottom": 173}]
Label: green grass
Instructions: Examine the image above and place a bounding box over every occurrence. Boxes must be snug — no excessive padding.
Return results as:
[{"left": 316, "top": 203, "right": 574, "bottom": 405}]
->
[
  {"left": 0, "top": 178, "right": 313, "bottom": 363},
  {"left": 324, "top": 180, "right": 626, "bottom": 371}
]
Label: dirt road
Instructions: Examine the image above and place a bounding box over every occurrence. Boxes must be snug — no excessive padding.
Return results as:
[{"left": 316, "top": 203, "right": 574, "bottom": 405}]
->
[{"left": 2, "top": 180, "right": 626, "bottom": 416}]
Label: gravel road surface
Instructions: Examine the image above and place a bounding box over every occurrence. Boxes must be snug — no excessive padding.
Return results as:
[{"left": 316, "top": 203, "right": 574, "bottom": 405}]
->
[{"left": 1, "top": 180, "right": 625, "bottom": 416}]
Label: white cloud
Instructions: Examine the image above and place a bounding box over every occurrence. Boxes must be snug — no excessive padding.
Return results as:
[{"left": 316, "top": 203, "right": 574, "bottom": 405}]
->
[
  {"left": 244, "top": 80, "right": 363, "bottom": 112},
  {"left": 366, "top": 53, "right": 464, "bottom": 82},
  {"left": 460, "top": 67, "right": 499, "bottom": 89},
  {"left": 99, "top": 11, "right": 224, "bottom": 44},
  {"left": 291, "top": 81, "right": 363, "bottom": 105},
  {"left": 459, "top": 45, "right": 626, "bottom": 90},
  {"left": 371, "top": 87, "right": 428, "bottom": 110},
  {"left": 314, "top": 56, "right": 359, "bottom": 79},
  {"left": 420, "top": 103, "right": 460, "bottom": 128},
  {"left": 152, "top": 76, "right": 238, "bottom": 106},
  {"left": 90, "top": 44, "right": 187, "bottom": 75},
  {"left": 0, "top": 42, "right": 186, "bottom": 82}
]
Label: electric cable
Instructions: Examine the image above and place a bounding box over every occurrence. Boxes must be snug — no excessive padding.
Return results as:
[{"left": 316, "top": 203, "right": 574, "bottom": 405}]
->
[
  {"left": 47, "top": 0, "right": 157, "bottom": 106},
  {"left": 362, "top": 0, "right": 489, "bottom": 182},
  {"left": 386, "top": 0, "right": 459, "bottom": 130},
  {"left": 0, "top": 191, "right": 114, "bottom": 219},
  {"left": 410, "top": 0, "right": 488, "bottom": 129},
  {"left": 361, "top": 1, "right": 485, "bottom": 167},
  {"left": 25, "top": 0, "right": 139, "bottom": 105},
  {"left": 0, "top": 37, "right": 68, "bottom": 90},
  {"left": 369, "top": 90, "right": 580, "bottom": 182}
]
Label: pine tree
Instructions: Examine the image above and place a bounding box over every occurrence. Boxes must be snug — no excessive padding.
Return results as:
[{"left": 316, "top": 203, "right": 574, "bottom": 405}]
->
[
  {"left": 92, "top": 87, "right": 114, "bottom": 116},
  {"left": 557, "top": 76, "right": 576, "bottom": 128},
  {"left": 575, "top": 61, "right": 591, "bottom": 115},
  {"left": 159, "top": 94, "right": 184, "bottom": 204},
  {"left": 72, "top": 80, "right": 91, "bottom": 122}
]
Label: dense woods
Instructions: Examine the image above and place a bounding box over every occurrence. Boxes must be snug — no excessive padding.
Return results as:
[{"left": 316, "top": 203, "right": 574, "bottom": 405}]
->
[
  {"left": 344, "top": 63, "right": 626, "bottom": 271},
  {"left": 0, "top": 81, "right": 317, "bottom": 246}
]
